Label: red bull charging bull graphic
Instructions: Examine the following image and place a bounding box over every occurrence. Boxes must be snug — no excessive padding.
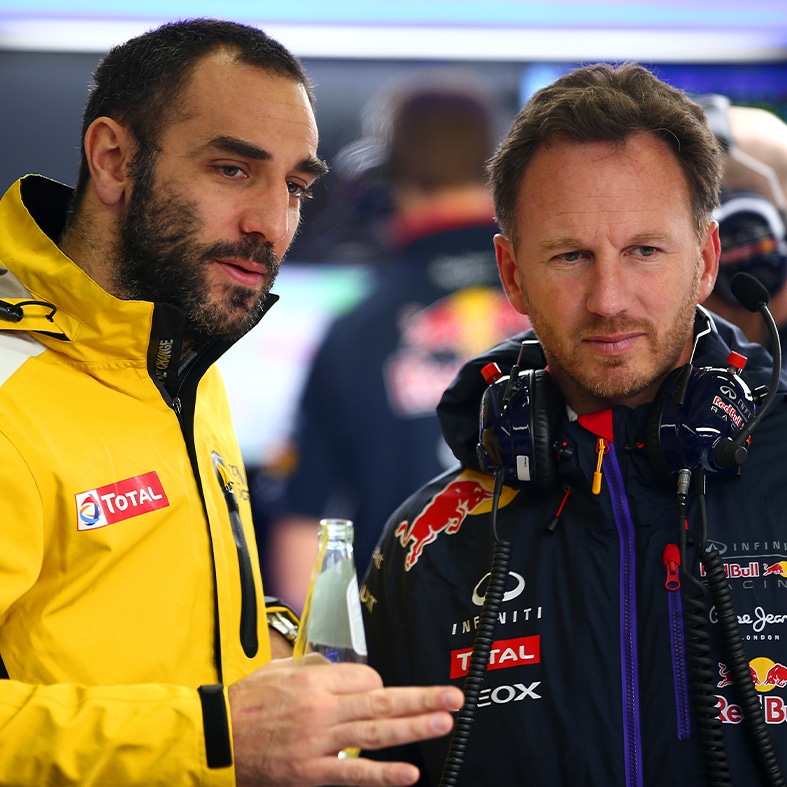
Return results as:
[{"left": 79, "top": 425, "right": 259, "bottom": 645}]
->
[
  {"left": 394, "top": 470, "right": 517, "bottom": 570},
  {"left": 763, "top": 561, "right": 787, "bottom": 577},
  {"left": 384, "top": 288, "right": 528, "bottom": 417}
]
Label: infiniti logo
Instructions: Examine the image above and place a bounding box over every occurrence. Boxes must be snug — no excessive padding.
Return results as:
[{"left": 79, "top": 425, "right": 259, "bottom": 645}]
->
[
  {"left": 472, "top": 571, "right": 526, "bottom": 606},
  {"left": 707, "top": 539, "right": 728, "bottom": 556},
  {"left": 719, "top": 384, "right": 737, "bottom": 400}
]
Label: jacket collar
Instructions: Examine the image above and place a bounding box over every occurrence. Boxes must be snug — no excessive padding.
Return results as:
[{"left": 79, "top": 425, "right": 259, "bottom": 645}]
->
[{"left": 0, "top": 175, "right": 277, "bottom": 372}]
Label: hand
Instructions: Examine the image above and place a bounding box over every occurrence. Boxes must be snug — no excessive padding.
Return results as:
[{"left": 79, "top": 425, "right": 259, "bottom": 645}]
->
[{"left": 229, "top": 654, "right": 463, "bottom": 786}]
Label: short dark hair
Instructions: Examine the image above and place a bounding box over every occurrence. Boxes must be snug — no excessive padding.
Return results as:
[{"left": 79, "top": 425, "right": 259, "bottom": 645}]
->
[
  {"left": 488, "top": 62, "right": 722, "bottom": 244},
  {"left": 384, "top": 82, "right": 496, "bottom": 192},
  {"left": 71, "top": 18, "right": 314, "bottom": 206}
]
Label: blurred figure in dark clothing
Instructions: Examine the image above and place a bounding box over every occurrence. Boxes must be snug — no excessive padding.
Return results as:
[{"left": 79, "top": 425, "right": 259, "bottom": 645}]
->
[{"left": 265, "top": 71, "right": 529, "bottom": 610}]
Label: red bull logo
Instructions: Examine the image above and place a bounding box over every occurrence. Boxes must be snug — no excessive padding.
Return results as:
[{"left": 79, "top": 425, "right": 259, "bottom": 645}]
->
[
  {"left": 717, "top": 693, "right": 787, "bottom": 725},
  {"left": 394, "top": 470, "right": 517, "bottom": 571},
  {"left": 700, "top": 561, "right": 760, "bottom": 579},
  {"left": 383, "top": 289, "right": 529, "bottom": 417},
  {"left": 719, "top": 658, "right": 787, "bottom": 692},
  {"left": 717, "top": 658, "right": 787, "bottom": 725},
  {"left": 711, "top": 395, "right": 744, "bottom": 428},
  {"left": 763, "top": 561, "right": 787, "bottom": 578}
]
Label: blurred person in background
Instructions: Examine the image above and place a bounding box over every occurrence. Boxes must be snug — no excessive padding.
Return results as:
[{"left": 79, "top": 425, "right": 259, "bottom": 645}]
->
[
  {"left": 700, "top": 96, "right": 787, "bottom": 356},
  {"left": 265, "top": 72, "right": 530, "bottom": 610}
]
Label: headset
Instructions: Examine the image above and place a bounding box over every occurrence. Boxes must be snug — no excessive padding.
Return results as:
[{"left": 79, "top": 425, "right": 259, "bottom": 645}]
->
[
  {"left": 476, "top": 308, "right": 770, "bottom": 488},
  {"left": 476, "top": 359, "right": 561, "bottom": 489}
]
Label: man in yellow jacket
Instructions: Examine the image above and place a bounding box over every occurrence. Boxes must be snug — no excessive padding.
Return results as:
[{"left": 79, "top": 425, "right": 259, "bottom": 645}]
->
[{"left": 0, "top": 18, "right": 461, "bottom": 787}]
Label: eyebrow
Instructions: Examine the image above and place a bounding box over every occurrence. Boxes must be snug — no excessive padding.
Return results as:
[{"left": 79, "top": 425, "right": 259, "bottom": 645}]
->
[
  {"left": 205, "top": 134, "right": 329, "bottom": 180},
  {"left": 539, "top": 237, "right": 581, "bottom": 253},
  {"left": 539, "top": 232, "right": 671, "bottom": 253}
]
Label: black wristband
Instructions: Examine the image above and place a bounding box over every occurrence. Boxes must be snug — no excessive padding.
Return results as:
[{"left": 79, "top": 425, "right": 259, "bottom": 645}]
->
[{"left": 198, "top": 684, "right": 232, "bottom": 769}]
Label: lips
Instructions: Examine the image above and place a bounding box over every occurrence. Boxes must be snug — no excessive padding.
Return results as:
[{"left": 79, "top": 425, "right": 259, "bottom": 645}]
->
[
  {"left": 215, "top": 259, "right": 266, "bottom": 288},
  {"left": 583, "top": 333, "right": 643, "bottom": 355}
]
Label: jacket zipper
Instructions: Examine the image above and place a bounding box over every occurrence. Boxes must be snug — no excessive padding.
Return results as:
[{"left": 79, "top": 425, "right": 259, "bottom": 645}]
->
[
  {"left": 168, "top": 345, "right": 259, "bottom": 660},
  {"left": 213, "top": 452, "right": 259, "bottom": 658},
  {"left": 663, "top": 544, "right": 691, "bottom": 739},
  {"left": 605, "top": 443, "right": 644, "bottom": 787},
  {"left": 149, "top": 318, "right": 276, "bottom": 668}
]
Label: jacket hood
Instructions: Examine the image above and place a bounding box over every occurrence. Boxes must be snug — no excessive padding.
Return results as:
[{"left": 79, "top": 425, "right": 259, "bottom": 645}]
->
[{"left": 438, "top": 308, "right": 787, "bottom": 471}]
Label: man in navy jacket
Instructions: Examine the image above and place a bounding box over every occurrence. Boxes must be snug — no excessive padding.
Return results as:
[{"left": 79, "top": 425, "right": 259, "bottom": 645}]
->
[{"left": 362, "top": 62, "right": 787, "bottom": 786}]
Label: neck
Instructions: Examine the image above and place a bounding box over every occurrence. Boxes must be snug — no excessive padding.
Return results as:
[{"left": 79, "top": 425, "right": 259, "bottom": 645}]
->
[
  {"left": 551, "top": 366, "right": 670, "bottom": 416},
  {"left": 58, "top": 195, "right": 122, "bottom": 296},
  {"left": 389, "top": 184, "right": 494, "bottom": 244}
]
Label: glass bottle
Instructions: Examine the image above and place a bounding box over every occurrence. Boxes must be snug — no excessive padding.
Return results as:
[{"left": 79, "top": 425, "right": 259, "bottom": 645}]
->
[
  {"left": 293, "top": 518, "right": 368, "bottom": 665},
  {"left": 294, "top": 518, "right": 367, "bottom": 760}
]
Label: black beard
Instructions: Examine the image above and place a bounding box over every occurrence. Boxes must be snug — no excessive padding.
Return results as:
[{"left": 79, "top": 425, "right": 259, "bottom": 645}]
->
[{"left": 114, "top": 167, "right": 279, "bottom": 342}]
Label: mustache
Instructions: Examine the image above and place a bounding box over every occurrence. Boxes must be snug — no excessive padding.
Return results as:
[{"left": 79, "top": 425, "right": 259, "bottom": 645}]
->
[
  {"left": 578, "top": 316, "right": 655, "bottom": 338},
  {"left": 200, "top": 237, "right": 279, "bottom": 267}
]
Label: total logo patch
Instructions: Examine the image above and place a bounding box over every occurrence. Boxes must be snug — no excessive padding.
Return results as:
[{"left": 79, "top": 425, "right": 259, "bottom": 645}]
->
[
  {"left": 450, "top": 634, "right": 541, "bottom": 679},
  {"left": 76, "top": 471, "right": 169, "bottom": 530}
]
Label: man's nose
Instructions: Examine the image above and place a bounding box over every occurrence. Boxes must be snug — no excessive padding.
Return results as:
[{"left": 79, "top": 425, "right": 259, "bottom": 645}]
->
[
  {"left": 239, "top": 184, "right": 291, "bottom": 244},
  {"left": 585, "top": 254, "right": 628, "bottom": 317}
]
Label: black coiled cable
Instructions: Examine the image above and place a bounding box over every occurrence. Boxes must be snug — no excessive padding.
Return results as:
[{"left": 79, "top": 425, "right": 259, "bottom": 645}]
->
[
  {"left": 438, "top": 469, "right": 512, "bottom": 787},
  {"left": 682, "top": 578, "right": 733, "bottom": 784},
  {"left": 678, "top": 468, "right": 733, "bottom": 785}
]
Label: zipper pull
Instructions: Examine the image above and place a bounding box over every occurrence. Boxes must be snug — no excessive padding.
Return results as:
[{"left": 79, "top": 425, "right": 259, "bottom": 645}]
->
[
  {"left": 215, "top": 459, "right": 239, "bottom": 512},
  {"left": 577, "top": 411, "right": 613, "bottom": 496},
  {"left": 592, "top": 437, "right": 605, "bottom": 495},
  {"left": 663, "top": 544, "right": 681, "bottom": 590}
]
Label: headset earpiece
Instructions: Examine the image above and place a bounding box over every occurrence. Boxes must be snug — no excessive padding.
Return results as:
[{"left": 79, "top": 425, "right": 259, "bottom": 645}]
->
[
  {"left": 477, "top": 367, "right": 557, "bottom": 489},
  {"left": 645, "top": 365, "right": 692, "bottom": 479},
  {"left": 645, "top": 356, "right": 757, "bottom": 480}
]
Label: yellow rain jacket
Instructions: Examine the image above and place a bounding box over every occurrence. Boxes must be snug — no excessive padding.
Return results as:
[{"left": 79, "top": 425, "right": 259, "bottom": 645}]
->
[{"left": 0, "top": 175, "right": 282, "bottom": 785}]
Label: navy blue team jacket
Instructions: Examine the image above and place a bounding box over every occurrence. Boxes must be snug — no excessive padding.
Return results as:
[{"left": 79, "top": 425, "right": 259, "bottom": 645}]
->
[{"left": 362, "top": 311, "right": 787, "bottom": 786}]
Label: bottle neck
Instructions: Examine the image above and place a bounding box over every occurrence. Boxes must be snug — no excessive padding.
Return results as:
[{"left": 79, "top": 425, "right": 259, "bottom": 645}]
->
[{"left": 319, "top": 518, "right": 354, "bottom": 544}]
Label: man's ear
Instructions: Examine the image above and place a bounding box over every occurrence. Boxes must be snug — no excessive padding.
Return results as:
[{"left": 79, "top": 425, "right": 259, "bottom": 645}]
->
[
  {"left": 494, "top": 233, "right": 528, "bottom": 315},
  {"left": 697, "top": 220, "right": 721, "bottom": 304},
  {"left": 83, "top": 117, "right": 136, "bottom": 207}
]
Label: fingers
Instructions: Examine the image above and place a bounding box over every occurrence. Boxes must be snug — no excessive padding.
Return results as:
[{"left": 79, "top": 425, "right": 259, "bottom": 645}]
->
[
  {"left": 296, "top": 755, "right": 423, "bottom": 787},
  {"left": 291, "top": 661, "right": 464, "bottom": 750},
  {"left": 323, "top": 683, "right": 463, "bottom": 758},
  {"left": 334, "top": 702, "right": 456, "bottom": 754},
  {"left": 343, "top": 682, "right": 464, "bottom": 724},
  {"left": 324, "top": 669, "right": 463, "bottom": 720}
]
